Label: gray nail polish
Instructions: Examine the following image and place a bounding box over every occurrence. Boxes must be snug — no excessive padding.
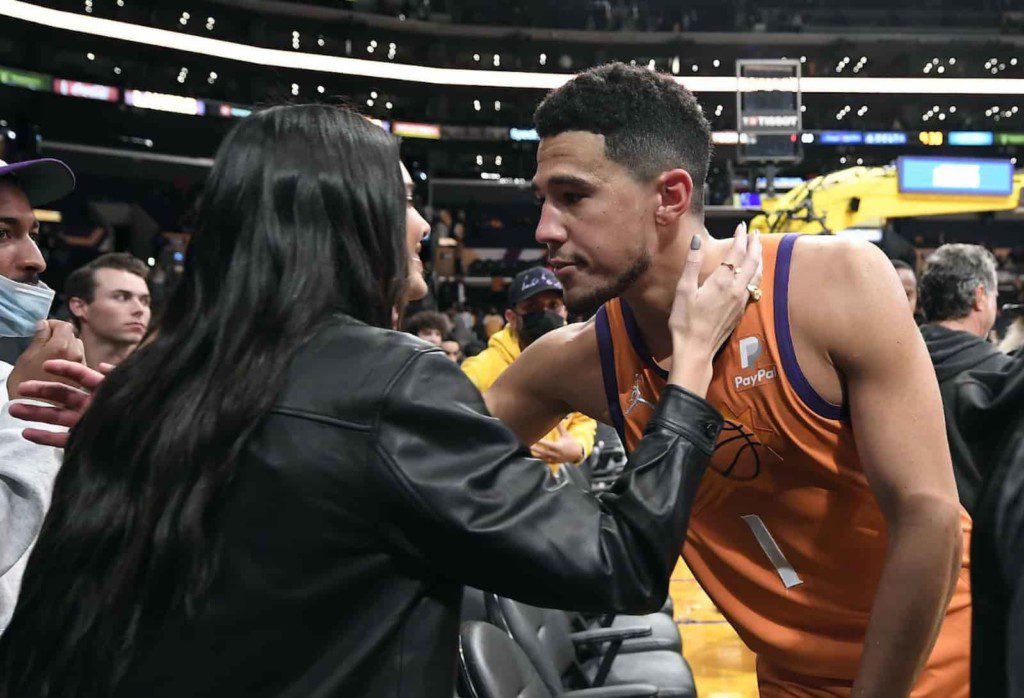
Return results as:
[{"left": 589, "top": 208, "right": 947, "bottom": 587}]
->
[{"left": 691, "top": 235, "right": 701, "bottom": 250}]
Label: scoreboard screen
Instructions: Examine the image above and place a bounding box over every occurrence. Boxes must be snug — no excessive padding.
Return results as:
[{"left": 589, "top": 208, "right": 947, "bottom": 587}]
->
[
  {"left": 736, "top": 59, "right": 802, "bottom": 163},
  {"left": 897, "top": 156, "right": 1014, "bottom": 197}
]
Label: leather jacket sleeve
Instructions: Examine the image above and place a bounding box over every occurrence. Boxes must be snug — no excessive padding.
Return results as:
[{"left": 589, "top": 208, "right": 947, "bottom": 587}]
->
[
  {"left": 372, "top": 349, "right": 722, "bottom": 614},
  {"left": 995, "top": 434, "right": 1024, "bottom": 696}
]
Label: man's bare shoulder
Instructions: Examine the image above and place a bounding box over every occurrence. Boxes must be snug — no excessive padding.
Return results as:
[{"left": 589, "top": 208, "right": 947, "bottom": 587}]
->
[
  {"left": 791, "top": 235, "right": 902, "bottom": 312},
  {"left": 491, "top": 316, "right": 609, "bottom": 427},
  {"left": 788, "top": 234, "right": 913, "bottom": 361},
  {"left": 518, "top": 316, "right": 599, "bottom": 366}
]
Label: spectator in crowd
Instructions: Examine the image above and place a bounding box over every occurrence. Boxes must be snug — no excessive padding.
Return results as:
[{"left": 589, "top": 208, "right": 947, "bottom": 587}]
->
[
  {"left": 0, "top": 104, "right": 751, "bottom": 697},
  {"left": 0, "top": 159, "right": 74, "bottom": 364},
  {"left": 919, "top": 243, "right": 1012, "bottom": 513},
  {"left": 891, "top": 258, "right": 919, "bottom": 318},
  {"left": 449, "top": 305, "right": 484, "bottom": 356},
  {"left": 913, "top": 311, "right": 1024, "bottom": 696},
  {"left": 0, "top": 157, "right": 79, "bottom": 631},
  {"left": 433, "top": 209, "right": 452, "bottom": 240},
  {"left": 481, "top": 307, "right": 505, "bottom": 338},
  {"left": 462, "top": 268, "right": 597, "bottom": 466},
  {"left": 403, "top": 309, "right": 447, "bottom": 346},
  {"left": 441, "top": 335, "right": 463, "bottom": 364},
  {"left": 65, "top": 253, "right": 151, "bottom": 369},
  {"left": 59, "top": 218, "right": 111, "bottom": 255}
]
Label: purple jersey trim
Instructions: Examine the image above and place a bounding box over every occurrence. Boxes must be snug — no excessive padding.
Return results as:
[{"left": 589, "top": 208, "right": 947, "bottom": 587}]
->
[
  {"left": 773, "top": 234, "right": 845, "bottom": 421},
  {"left": 595, "top": 305, "right": 628, "bottom": 444},
  {"left": 619, "top": 299, "right": 670, "bottom": 380}
]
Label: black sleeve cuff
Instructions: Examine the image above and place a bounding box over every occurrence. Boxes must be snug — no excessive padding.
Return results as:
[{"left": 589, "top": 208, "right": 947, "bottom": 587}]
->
[{"left": 645, "top": 384, "right": 723, "bottom": 455}]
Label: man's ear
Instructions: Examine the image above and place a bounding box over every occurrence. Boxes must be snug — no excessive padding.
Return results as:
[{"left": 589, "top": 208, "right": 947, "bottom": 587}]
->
[
  {"left": 69, "top": 297, "right": 88, "bottom": 324},
  {"left": 973, "top": 284, "right": 988, "bottom": 312},
  {"left": 504, "top": 309, "right": 518, "bottom": 328},
  {"left": 655, "top": 168, "right": 695, "bottom": 227}
]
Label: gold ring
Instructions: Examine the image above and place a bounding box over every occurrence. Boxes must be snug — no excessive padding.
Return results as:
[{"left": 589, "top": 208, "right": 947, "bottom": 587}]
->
[
  {"left": 747, "top": 284, "right": 762, "bottom": 302},
  {"left": 721, "top": 262, "right": 740, "bottom": 275}
]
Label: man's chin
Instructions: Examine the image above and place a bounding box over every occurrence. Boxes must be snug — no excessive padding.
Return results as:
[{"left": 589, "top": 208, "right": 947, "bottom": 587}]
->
[{"left": 565, "top": 286, "right": 617, "bottom": 317}]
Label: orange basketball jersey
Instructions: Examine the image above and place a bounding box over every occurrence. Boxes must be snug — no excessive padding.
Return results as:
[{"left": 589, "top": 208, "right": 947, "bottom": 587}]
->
[{"left": 595, "top": 233, "right": 971, "bottom": 693}]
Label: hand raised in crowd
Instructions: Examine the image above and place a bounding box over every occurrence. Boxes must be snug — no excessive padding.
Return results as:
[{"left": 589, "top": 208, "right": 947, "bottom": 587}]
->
[
  {"left": 8, "top": 359, "right": 112, "bottom": 449},
  {"left": 529, "top": 422, "right": 585, "bottom": 464},
  {"left": 5, "top": 320, "right": 86, "bottom": 401}
]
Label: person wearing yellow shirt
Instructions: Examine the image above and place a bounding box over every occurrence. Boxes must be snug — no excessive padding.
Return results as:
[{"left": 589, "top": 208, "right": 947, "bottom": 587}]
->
[{"left": 462, "top": 267, "right": 596, "bottom": 465}]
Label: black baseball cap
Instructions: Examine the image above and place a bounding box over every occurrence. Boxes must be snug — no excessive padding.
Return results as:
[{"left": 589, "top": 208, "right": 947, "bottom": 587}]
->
[
  {"left": 508, "top": 267, "right": 563, "bottom": 306},
  {"left": 0, "top": 158, "right": 75, "bottom": 206}
]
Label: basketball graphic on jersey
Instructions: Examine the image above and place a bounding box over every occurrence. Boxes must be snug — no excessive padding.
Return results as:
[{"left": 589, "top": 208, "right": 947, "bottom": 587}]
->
[{"left": 712, "top": 404, "right": 784, "bottom": 481}]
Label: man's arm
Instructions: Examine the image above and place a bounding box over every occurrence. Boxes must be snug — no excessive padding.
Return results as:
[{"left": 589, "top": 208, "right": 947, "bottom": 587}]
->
[
  {"left": 0, "top": 359, "right": 65, "bottom": 631},
  {"left": 803, "top": 239, "right": 962, "bottom": 696},
  {"left": 486, "top": 319, "right": 610, "bottom": 445},
  {"left": 375, "top": 349, "right": 720, "bottom": 613}
]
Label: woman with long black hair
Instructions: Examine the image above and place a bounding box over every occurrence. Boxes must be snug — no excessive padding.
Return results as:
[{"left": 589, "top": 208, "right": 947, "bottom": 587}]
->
[{"left": 0, "top": 104, "right": 760, "bottom": 697}]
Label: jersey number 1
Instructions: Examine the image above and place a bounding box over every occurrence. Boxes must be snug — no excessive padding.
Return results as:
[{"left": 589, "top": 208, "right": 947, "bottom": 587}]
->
[{"left": 741, "top": 514, "right": 803, "bottom": 589}]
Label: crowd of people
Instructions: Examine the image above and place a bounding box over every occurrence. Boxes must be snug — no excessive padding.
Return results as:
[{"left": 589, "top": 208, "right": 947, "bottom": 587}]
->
[{"left": 0, "top": 61, "right": 1020, "bottom": 698}]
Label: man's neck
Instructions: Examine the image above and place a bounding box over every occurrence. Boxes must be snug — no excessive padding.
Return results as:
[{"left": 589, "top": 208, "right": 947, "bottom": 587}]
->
[
  {"left": 936, "top": 316, "right": 986, "bottom": 339},
  {"left": 619, "top": 225, "right": 735, "bottom": 361},
  {"left": 81, "top": 328, "right": 136, "bottom": 369}
]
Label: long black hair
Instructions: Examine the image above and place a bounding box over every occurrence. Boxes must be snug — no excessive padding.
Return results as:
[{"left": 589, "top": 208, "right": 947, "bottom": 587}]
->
[{"left": 0, "top": 104, "right": 408, "bottom": 696}]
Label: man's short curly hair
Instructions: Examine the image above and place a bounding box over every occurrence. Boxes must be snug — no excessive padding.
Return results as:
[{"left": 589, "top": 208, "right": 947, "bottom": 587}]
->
[{"left": 534, "top": 62, "right": 712, "bottom": 214}]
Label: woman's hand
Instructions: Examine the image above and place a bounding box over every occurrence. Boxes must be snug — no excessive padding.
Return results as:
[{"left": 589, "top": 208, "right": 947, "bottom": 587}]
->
[
  {"left": 668, "top": 222, "right": 763, "bottom": 397},
  {"left": 8, "top": 359, "right": 112, "bottom": 449}
]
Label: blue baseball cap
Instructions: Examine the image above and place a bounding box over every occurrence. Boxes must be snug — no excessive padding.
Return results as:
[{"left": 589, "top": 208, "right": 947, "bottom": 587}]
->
[
  {"left": 0, "top": 158, "right": 75, "bottom": 206},
  {"left": 509, "top": 267, "right": 563, "bottom": 306}
]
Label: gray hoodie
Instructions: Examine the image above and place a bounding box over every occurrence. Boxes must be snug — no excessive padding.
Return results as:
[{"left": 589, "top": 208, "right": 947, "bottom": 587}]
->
[
  {"left": 920, "top": 323, "right": 1014, "bottom": 514},
  {"left": 0, "top": 362, "right": 64, "bottom": 632}
]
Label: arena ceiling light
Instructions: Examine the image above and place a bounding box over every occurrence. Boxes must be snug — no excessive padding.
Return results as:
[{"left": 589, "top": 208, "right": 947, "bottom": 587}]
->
[{"left": 7, "top": 0, "right": 1024, "bottom": 95}]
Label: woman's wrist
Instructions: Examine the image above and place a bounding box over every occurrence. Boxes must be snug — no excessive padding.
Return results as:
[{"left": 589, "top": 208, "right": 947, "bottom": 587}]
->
[
  {"left": 668, "top": 338, "right": 715, "bottom": 398},
  {"left": 667, "top": 363, "right": 713, "bottom": 398}
]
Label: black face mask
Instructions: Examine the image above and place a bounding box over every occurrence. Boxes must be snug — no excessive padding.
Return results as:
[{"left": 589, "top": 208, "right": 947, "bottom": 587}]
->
[{"left": 519, "top": 310, "right": 566, "bottom": 348}]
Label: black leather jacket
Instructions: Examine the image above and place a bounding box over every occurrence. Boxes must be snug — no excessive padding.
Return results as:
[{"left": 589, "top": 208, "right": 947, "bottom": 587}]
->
[
  {"left": 957, "top": 358, "right": 1024, "bottom": 697},
  {"left": 114, "top": 318, "right": 722, "bottom": 698}
]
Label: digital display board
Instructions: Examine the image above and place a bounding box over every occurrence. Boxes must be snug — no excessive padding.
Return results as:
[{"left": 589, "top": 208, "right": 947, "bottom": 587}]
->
[
  {"left": 0, "top": 66, "right": 49, "bottom": 91},
  {"left": 392, "top": 121, "right": 441, "bottom": 139},
  {"left": 997, "top": 133, "right": 1024, "bottom": 146},
  {"left": 819, "top": 131, "right": 863, "bottom": 145},
  {"left": 948, "top": 131, "right": 994, "bottom": 146},
  {"left": 736, "top": 59, "right": 801, "bottom": 163},
  {"left": 53, "top": 79, "right": 119, "bottom": 102},
  {"left": 124, "top": 90, "right": 205, "bottom": 115},
  {"left": 509, "top": 127, "right": 539, "bottom": 141},
  {"left": 897, "top": 156, "right": 1013, "bottom": 197},
  {"left": 864, "top": 131, "right": 907, "bottom": 146}
]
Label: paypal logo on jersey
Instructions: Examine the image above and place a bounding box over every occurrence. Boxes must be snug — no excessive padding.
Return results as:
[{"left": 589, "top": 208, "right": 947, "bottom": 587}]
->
[
  {"left": 739, "top": 336, "right": 762, "bottom": 370},
  {"left": 734, "top": 335, "right": 777, "bottom": 392}
]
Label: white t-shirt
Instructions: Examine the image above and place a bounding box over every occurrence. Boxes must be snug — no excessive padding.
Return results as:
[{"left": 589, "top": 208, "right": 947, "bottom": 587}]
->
[{"left": 0, "top": 361, "right": 65, "bottom": 632}]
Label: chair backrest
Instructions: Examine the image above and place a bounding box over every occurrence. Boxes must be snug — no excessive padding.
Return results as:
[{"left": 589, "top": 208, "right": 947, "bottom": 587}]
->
[
  {"left": 494, "top": 596, "right": 578, "bottom": 695},
  {"left": 458, "top": 621, "right": 554, "bottom": 698},
  {"left": 462, "top": 587, "right": 489, "bottom": 623}
]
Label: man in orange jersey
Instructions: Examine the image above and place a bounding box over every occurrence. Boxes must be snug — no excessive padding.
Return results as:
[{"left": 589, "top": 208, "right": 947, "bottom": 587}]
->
[{"left": 486, "top": 62, "right": 970, "bottom": 697}]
